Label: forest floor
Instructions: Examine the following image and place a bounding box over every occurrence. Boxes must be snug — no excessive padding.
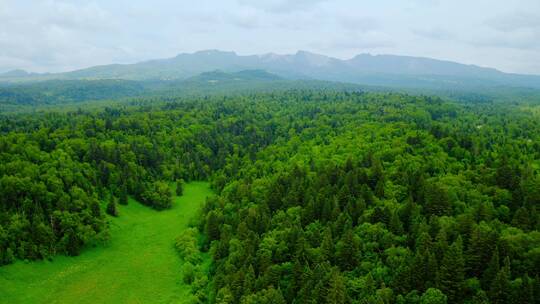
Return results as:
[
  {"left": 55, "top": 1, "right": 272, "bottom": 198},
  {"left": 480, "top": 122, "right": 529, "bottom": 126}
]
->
[{"left": 0, "top": 182, "right": 212, "bottom": 304}]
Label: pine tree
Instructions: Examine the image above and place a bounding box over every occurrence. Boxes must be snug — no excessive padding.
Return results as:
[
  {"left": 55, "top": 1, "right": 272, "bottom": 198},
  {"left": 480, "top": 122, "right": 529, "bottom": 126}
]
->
[
  {"left": 264, "top": 287, "right": 286, "bottom": 304},
  {"left": 433, "top": 230, "right": 449, "bottom": 263},
  {"left": 389, "top": 211, "right": 404, "bottom": 235},
  {"left": 243, "top": 265, "right": 256, "bottom": 294},
  {"left": 410, "top": 251, "right": 427, "bottom": 291},
  {"left": 176, "top": 179, "right": 184, "bottom": 196},
  {"left": 336, "top": 229, "right": 359, "bottom": 271},
  {"left": 481, "top": 248, "right": 499, "bottom": 289},
  {"left": 534, "top": 275, "right": 540, "bottom": 304},
  {"left": 287, "top": 259, "right": 303, "bottom": 301},
  {"left": 495, "top": 154, "right": 517, "bottom": 190},
  {"left": 119, "top": 185, "right": 128, "bottom": 205},
  {"left": 106, "top": 199, "right": 119, "bottom": 217},
  {"left": 471, "top": 290, "right": 490, "bottom": 304},
  {"left": 424, "top": 181, "right": 451, "bottom": 216},
  {"left": 320, "top": 227, "right": 335, "bottom": 263},
  {"left": 420, "top": 288, "right": 447, "bottom": 304},
  {"left": 426, "top": 251, "right": 438, "bottom": 288},
  {"left": 513, "top": 274, "right": 535, "bottom": 304},
  {"left": 467, "top": 223, "right": 498, "bottom": 277},
  {"left": 326, "top": 270, "right": 347, "bottom": 304},
  {"left": 489, "top": 257, "right": 511, "bottom": 304},
  {"left": 512, "top": 207, "right": 532, "bottom": 231},
  {"left": 375, "top": 179, "right": 385, "bottom": 198},
  {"left": 438, "top": 237, "right": 465, "bottom": 303},
  {"left": 205, "top": 210, "right": 222, "bottom": 242},
  {"left": 64, "top": 228, "right": 83, "bottom": 256},
  {"left": 370, "top": 157, "right": 385, "bottom": 192},
  {"left": 393, "top": 260, "right": 412, "bottom": 294},
  {"left": 90, "top": 200, "right": 101, "bottom": 217},
  {"left": 1, "top": 247, "right": 15, "bottom": 265}
]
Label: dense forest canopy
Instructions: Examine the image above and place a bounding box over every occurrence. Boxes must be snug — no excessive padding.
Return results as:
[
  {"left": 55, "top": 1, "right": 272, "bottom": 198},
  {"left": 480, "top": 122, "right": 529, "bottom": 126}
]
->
[{"left": 0, "top": 90, "right": 539, "bottom": 303}]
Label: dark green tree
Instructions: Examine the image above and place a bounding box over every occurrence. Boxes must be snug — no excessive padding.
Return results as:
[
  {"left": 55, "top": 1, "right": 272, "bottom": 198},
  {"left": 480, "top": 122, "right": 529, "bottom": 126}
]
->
[
  {"left": 489, "top": 257, "right": 511, "bottom": 304},
  {"left": 119, "top": 185, "right": 128, "bottom": 205},
  {"left": 106, "top": 199, "right": 118, "bottom": 217},
  {"left": 176, "top": 179, "right": 184, "bottom": 196},
  {"left": 438, "top": 237, "right": 465, "bottom": 303}
]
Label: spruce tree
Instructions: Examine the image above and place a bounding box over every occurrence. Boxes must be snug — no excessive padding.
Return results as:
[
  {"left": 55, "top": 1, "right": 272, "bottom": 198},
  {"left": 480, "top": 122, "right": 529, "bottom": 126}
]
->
[
  {"left": 176, "top": 179, "right": 184, "bottom": 196},
  {"left": 326, "top": 270, "right": 347, "bottom": 304},
  {"left": 424, "top": 181, "right": 451, "bottom": 216},
  {"left": 389, "top": 211, "right": 404, "bottom": 235},
  {"left": 336, "top": 229, "right": 359, "bottom": 271},
  {"left": 481, "top": 248, "right": 499, "bottom": 289},
  {"left": 205, "top": 210, "right": 221, "bottom": 241},
  {"left": 320, "top": 227, "right": 335, "bottom": 263},
  {"left": 420, "top": 288, "right": 447, "bottom": 304},
  {"left": 106, "top": 199, "right": 119, "bottom": 217},
  {"left": 90, "top": 200, "right": 101, "bottom": 217},
  {"left": 534, "top": 275, "right": 540, "bottom": 304},
  {"left": 119, "top": 185, "right": 128, "bottom": 205},
  {"left": 438, "top": 237, "right": 465, "bottom": 303},
  {"left": 489, "top": 257, "right": 511, "bottom": 304},
  {"left": 514, "top": 275, "right": 534, "bottom": 304}
]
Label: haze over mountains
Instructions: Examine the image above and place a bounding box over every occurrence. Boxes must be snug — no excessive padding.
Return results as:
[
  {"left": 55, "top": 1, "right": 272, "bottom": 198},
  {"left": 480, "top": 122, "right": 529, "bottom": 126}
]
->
[{"left": 1, "top": 50, "right": 539, "bottom": 90}]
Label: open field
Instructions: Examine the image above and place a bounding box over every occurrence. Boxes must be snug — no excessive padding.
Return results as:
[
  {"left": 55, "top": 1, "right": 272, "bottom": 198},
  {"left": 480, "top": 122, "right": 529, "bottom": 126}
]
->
[{"left": 0, "top": 182, "right": 212, "bottom": 304}]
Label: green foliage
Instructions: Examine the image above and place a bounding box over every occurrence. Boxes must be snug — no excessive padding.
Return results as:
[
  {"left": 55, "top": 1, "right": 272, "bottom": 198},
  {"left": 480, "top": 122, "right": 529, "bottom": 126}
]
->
[
  {"left": 0, "top": 182, "right": 212, "bottom": 303},
  {"left": 489, "top": 257, "right": 512, "bottom": 304},
  {"left": 106, "top": 199, "right": 119, "bottom": 217},
  {"left": 175, "top": 227, "right": 202, "bottom": 264},
  {"left": 420, "top": 288, "right": 447, "bottom": 304},
  {"left": 176, "top": 179, "right": 184, "bottom": 196},
  {"left": 190, "top": 91, "right": 539, "bottom": 303},
  {"left": 139, "top": 181, "right": 172, "bottom": 210},
  {"left": 1, "top": 90, "right": 539, "bottom": 304},
  {"left": 118, "top": 185, "right": 128, "bottom": 205},
  {"left": 438, "top": 237, "right": 465, "bottom": 302},
  {"left": 0, "top": 79, "right": 145, "bottom": 106}
]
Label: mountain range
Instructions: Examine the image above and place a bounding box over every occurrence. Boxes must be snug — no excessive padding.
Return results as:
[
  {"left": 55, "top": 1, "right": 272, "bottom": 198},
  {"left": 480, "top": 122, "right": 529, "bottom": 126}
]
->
[{"left": 1, "top": 50, "right": 539, "bottom": 90}]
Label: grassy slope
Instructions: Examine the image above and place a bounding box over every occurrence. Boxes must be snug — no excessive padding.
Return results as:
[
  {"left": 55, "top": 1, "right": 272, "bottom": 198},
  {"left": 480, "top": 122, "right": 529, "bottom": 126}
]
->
[{"left": 0, "top": 181, "right": 212, "bottom": 304}]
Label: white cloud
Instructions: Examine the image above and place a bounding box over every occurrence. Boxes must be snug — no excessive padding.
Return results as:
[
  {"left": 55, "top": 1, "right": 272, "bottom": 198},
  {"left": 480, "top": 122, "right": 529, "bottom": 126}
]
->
[{"left": 0, "top": 0, "right": 539, "bottom": 74}]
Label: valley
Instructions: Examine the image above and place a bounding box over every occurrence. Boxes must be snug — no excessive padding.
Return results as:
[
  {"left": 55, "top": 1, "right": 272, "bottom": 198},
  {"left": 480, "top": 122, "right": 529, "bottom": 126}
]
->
[
  {"left": 1, "top": 2, "right": 540, "bottom": 302},
  {"left": 0, "top": 182, "right": 212, "bottom": 304}
]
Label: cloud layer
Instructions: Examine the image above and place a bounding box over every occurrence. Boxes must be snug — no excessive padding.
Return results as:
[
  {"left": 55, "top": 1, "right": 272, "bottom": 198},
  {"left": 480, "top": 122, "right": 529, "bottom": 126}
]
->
[{"left": 1, "top": 0, "right": 539, "bottom": 74}]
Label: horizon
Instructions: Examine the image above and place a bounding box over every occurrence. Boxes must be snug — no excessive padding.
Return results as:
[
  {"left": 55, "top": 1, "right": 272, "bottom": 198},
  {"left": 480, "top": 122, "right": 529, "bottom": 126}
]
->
[{"left": 1, "top": 0, "right": 539, "bottom": 75}]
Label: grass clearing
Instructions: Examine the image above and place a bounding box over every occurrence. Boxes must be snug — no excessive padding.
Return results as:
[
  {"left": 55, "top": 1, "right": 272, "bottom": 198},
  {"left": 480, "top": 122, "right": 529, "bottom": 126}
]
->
[{"left": 0, "top": 182, "right": 212, "bottom": 304}]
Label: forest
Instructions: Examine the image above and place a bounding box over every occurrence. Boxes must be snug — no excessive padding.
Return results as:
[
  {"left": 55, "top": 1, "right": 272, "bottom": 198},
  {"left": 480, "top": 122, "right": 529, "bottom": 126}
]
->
[{"left": 0, "top": 90, "right": 539, "bottom": 303}]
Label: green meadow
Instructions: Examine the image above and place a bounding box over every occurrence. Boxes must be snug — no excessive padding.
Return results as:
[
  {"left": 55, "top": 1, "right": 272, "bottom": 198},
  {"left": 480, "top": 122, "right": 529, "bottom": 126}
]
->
[{"left": 0, "top": 182, "right": 212, "bottom": 304}]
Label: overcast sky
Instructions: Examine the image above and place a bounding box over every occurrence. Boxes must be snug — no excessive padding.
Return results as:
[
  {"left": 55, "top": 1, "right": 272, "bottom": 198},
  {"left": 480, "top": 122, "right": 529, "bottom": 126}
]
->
[{"left": 1, "top": 0, "right": 539, "bottom": 74}]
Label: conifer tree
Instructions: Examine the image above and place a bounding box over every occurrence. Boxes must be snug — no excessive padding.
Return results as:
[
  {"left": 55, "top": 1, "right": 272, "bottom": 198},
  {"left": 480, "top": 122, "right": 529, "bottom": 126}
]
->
[
  {"left": 513, "top": 274, "right": 535, "bottom": 304},
  {"left": 336, "top": 228, "right": 359, "bottom": 271},
  {"left": 326, "top": 270, "right": 347, "bottom": 304},
  {"left": 90, "top": 200, "right": 101, "bottom": 217},
  {"left": 438, "top": 237, "right": 465, "bottom": 303},
  {"left": 119, "top": 185, "right": 128, "bottom": 205},
  {"left": 176, "top": 179, "right": 184, "bottom": 196},
  {"left": 489, "top": 257, "right": 511, "bottom": 304},
  {"left": 420, "top": 288, "right": 447, "bottom": 304},
  {"left": 106, "top": 199, "right": 119, "bottom": 217},
  {"left": 481, "top": 248, "right": 499, "bottom": 289}
]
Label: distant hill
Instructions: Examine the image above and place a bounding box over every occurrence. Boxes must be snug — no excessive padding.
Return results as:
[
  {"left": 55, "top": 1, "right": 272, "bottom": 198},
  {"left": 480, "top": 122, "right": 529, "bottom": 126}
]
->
[
  {"left": 185, "top": 69, "right": 282, "bottom": 83},
  {"left": 0, "top": 70, "right": 365, "bottom": 107},
  {"left": 0, "top": 79, "right": 145, "bottom": 105},
  {"left": 2, "top": 50, "right": 539, "bottom": 90},
  {"left": 0, "top": 69, "right": 31, "bottom": 78}
]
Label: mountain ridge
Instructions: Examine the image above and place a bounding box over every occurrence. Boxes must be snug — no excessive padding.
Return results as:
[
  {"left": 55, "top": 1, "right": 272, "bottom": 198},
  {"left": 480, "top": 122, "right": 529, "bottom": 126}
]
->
[{"left": 1, "top": 50, "right": 539, "bottom": 89}]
